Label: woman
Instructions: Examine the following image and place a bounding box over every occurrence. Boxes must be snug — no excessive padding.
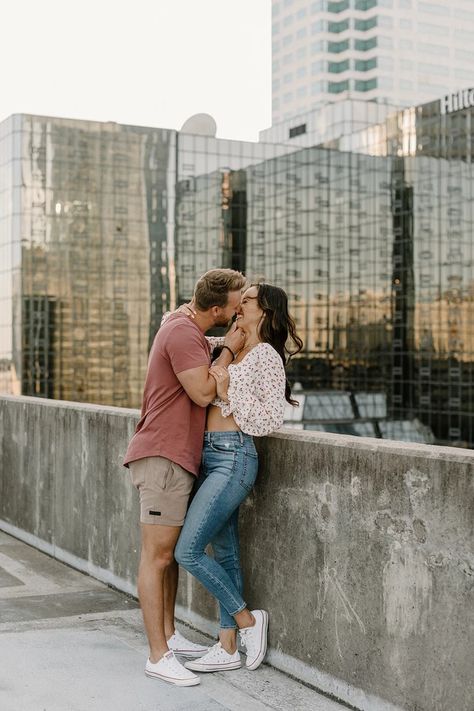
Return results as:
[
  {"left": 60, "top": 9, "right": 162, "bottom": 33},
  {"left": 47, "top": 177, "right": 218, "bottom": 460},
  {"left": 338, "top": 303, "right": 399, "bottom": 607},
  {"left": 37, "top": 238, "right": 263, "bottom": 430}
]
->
[{"left": 174, "top": 282, "right": 303, "bottom": 674}]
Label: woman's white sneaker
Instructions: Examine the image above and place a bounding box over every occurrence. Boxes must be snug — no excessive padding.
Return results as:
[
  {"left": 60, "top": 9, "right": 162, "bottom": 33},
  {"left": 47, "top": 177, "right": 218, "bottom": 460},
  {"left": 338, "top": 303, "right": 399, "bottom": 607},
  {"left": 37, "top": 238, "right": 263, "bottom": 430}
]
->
[
  {"left": 145, "top": 651, "right": 200, "bottom": 686},
  {"left": 184, "top": 642, "right": 241, "bottom": 672},
  {"left": 167, "top": 629, "right": 210, "bottom": 658},
  {"left": 239, "top": 609, "right": 269, "bottom": 670}
]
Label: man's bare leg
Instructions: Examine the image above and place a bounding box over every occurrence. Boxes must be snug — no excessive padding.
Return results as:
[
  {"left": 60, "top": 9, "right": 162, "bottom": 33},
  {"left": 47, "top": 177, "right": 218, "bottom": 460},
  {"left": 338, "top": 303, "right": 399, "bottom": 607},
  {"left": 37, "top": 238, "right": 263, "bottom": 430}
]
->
[
  {"left": 164, "top": 559, "right": 179, "bottom": 640},
  {"left": 137, "top": 523, "right": 181, "bottom": 663}
]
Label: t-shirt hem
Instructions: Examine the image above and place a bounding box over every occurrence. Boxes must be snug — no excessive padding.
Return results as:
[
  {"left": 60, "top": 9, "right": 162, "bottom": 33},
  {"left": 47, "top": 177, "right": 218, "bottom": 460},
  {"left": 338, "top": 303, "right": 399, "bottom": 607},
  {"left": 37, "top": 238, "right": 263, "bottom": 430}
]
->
[
  {"left": 174, "top": 360, "right": 210, "bottom": 375},
  {"left": 123, "top": 451, "right": 198, "bottom": 476}
]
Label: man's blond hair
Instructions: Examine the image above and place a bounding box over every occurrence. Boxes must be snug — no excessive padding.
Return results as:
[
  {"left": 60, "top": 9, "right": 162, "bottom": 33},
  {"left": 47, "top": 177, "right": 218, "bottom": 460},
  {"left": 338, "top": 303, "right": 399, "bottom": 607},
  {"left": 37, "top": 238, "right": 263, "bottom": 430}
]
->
[{"left": 193, "top": 269, "right": 247, "bottom": 310}]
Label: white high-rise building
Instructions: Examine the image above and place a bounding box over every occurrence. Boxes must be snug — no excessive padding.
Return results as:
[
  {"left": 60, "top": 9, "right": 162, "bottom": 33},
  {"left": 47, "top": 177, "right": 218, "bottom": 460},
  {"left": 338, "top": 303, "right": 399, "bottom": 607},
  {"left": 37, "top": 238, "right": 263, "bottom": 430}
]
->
[{"left": 272, "top": 0, "right": 474, "bottom": 124}]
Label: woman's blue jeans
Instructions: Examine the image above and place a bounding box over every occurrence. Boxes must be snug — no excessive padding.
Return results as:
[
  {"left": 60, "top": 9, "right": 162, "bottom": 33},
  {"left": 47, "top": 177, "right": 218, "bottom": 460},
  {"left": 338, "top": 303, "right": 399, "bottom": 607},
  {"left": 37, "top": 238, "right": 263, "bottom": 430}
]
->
[{"left": 175, "top": 431, "right": 258, "bottom": 629}]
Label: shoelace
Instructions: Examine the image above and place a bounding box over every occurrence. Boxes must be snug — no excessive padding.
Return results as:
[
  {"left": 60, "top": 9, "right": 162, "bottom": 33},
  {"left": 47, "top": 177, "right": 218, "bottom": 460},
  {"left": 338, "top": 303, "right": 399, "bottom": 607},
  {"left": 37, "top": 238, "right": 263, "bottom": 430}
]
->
[{"left": 239, "top": 628, "right": 255, "bottom": 652}]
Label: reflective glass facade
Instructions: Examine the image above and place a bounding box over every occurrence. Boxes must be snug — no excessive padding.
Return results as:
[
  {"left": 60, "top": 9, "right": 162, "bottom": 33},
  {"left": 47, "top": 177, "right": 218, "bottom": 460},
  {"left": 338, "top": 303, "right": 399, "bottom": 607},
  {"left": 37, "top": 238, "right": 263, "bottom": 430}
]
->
[{"left": 1, "top": 96, "right": 474, "bottom": 446}]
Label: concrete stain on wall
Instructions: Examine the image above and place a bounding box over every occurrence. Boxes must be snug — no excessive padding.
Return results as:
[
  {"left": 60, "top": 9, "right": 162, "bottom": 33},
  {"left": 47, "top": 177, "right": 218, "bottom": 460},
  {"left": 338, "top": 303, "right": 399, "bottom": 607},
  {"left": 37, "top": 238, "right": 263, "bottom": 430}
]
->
[
  {"left": 383, "top": 545, "right": 433, "bottom": 638},
  {"left": 404, "top": 468, "right": 431, "bottom": 509}
]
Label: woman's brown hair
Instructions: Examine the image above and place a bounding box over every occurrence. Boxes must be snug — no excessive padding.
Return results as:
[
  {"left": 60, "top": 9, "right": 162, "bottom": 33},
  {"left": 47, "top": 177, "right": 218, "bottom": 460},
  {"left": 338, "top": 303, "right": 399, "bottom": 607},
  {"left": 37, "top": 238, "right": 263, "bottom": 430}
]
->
[{"left": 253, "top": 283, "right": 303, "bottom": 406}]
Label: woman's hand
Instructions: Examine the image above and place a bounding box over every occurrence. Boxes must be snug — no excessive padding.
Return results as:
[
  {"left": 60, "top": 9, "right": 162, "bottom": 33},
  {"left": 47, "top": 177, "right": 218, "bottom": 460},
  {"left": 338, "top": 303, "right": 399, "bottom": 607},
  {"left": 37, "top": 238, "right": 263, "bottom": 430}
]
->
[
  {"left": 175, "top": 300, "right": 197, "bottom": 319},
  {"left": 209, "top": 365, "right": 230, "bottom": 402},
  {"left": 224, "top": 322, "right": 245, "bottom": 355}
]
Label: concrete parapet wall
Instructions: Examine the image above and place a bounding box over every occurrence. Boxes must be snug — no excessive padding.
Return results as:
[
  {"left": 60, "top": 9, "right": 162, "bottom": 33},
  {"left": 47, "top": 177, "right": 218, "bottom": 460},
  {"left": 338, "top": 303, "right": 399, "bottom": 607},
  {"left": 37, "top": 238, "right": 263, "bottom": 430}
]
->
[{"left": 1, "top": 395, "right": 473, "bottom": 711}]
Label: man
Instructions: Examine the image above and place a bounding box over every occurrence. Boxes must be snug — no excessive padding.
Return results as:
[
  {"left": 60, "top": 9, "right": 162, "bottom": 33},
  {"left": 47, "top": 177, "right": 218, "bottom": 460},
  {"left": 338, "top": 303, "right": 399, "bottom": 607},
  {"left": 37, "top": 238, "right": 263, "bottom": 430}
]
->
[{"left": 124, "top": 268, "right": 247, "bottom": 687}]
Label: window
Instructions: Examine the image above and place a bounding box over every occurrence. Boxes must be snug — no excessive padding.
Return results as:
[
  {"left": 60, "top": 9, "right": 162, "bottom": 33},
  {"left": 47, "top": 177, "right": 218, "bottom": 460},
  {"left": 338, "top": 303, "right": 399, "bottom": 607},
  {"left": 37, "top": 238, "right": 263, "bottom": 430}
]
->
[
  {"left": 419, "top": 2, "right": 449, "bottom": 15},
  {"left": 289, "top": 124, "right": 307, "bottom": 138},
  {"left": 311, "top": 1, "right": 326, "bottom": 11},
  {"left": 272, "top": 22, "right": 280, "bottom": 34},
  {"left": 297, "top": 66, "right": 307, "bottom": 78},
  {"left": 328, "top": 0, "right": 350, "bottom": 11},
  {"left": 328, "top": 19, "right": 350, "bottom": 32},
  {"left": 355, "top": 57, "right": 377, "bottom": 71},
  {"left": 311, "top": 40, "right": 326, "bottom": 52},
  {"left": 296, "top": 47, "right": 307, "bottom": 59},
  {"left": 354, "top": 37, "right": 377, "bottom": 50},
  {"left": 312, "top": 59, "right": 326, "bottom": 73},
  {"left": 419, "top": 42, "right": 444, "bottom": 55},
  {"left": 328, "top": 79, "right": 350, "bottom": 93},
  {"left": 311, "top": 80, "right": 326, "bottom": 94},
  {"left": 378, "top": 36, "right": 393, "bottom": 48},
  {"left": 329, "top": 59, "right": 350, "bottom": 72},
  {"left": 296, "top": 7, "right": 307, "bottom": 19},
  {"left": 419, "top": 62, "right": 449, "bottom": 76},
  {"left": 354, "top": 17, "right": 377, "bottom": 30},
  {"left": 328, "top": 39, "right": 350, "bottom": 52},
  {"left": 312, "top": 19, "right": 327, "bottom": 33},
  {"left": 378, "top": 55, "right": 394, "bottom": 69},
  {"left": 297, "top": 86, "right": 307, "bottom": 98},
  {"left": 355, "top": 0, "right": 377, "bottom": 8},
  {"left": 354, "top": 78, "right": 377, "bottom": 91},
  {"left": 283, "top": 14, "right": 293, "bottom": 27},
  {"left": 418, "top": 22, "right": 444, "bottom": 35},
  {"left": 297, "top": 27, "right": 307, "bottom": 39},
  {"left": 400, "top": 19, "right": 412, "bottom": 29}
]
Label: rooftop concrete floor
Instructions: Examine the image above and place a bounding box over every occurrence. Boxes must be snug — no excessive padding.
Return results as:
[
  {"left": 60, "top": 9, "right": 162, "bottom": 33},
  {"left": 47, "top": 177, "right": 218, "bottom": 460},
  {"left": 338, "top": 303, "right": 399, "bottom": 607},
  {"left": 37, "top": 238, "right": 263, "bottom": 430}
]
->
[{"left": 0, "top": 531, "right": 350, "bottom": 711}]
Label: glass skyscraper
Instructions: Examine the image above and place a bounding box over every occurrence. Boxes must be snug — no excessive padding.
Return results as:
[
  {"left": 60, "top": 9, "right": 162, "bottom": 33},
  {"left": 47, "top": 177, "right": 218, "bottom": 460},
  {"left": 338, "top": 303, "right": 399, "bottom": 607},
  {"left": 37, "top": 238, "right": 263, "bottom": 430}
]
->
[
  {"left": 1, "top": 90, "right": 474, "bottom": 446},
  {"left": 271, "top": 0, "right": 474, "bottom": 124}
]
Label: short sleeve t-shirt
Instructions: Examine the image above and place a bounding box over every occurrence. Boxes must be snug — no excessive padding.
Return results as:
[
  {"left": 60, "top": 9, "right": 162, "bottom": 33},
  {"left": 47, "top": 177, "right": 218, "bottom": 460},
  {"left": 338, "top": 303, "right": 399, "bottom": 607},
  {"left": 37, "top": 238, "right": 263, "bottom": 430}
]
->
[{"left": 123, "top": 314, "right": 211, "bottom": 475}]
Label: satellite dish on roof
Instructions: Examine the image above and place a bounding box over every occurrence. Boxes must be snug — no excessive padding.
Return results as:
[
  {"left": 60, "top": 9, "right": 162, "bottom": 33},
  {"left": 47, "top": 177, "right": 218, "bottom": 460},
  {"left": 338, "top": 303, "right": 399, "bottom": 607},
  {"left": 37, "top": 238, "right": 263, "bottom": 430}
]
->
[{"left": 180, "top": 113, "right": 217, "bottom": 137}]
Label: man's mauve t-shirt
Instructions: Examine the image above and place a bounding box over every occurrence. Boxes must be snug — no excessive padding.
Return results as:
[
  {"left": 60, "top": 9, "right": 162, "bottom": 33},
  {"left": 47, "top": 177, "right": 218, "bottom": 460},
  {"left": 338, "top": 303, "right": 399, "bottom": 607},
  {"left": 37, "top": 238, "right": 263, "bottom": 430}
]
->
[{"left": 123, "top": 314, "right": 211, "bottom": 476}]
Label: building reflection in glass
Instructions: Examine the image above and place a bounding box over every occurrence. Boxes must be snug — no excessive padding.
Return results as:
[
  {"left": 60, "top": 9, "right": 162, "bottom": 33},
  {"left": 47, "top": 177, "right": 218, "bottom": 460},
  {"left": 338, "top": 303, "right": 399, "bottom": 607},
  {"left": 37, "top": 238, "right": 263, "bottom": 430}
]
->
[{"left": 1, "top": 96, "right": 474, "bottom": 447}]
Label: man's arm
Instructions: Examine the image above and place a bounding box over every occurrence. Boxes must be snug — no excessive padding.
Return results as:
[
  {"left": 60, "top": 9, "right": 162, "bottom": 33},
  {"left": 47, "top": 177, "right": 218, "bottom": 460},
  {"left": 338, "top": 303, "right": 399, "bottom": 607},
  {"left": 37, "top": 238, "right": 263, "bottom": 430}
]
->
[
  {"left": 177, "top": 349, "right": 233, "bottom": 407},
  {"left": 171, "top": 320, "right": 244, "bottom": 406}
]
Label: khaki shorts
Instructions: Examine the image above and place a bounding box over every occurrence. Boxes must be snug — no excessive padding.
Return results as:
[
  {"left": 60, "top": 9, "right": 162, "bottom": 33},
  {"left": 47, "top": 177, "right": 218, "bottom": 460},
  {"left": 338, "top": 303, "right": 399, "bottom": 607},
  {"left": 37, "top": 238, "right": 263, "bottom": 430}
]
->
[{"left": 129, "top": 456, "right": 194, "bottom": 526}]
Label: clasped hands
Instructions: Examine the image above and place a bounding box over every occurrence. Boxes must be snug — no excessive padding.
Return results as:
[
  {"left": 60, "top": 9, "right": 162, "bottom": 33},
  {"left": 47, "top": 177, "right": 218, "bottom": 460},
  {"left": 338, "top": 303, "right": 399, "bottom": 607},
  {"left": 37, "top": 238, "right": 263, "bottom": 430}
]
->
[
  {"left": 209, "top": 323, "right": 245, "bottom": 400},
  {"left": 175, "top": 301, "right": 245, "bottom": 401}
]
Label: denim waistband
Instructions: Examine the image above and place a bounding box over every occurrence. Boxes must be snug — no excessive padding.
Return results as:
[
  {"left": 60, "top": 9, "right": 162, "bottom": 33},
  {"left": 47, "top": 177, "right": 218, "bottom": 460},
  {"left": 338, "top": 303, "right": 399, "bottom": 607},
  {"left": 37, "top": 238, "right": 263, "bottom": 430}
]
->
[{"left": 203, "top": 431, "right": 252, "bottom": 445}]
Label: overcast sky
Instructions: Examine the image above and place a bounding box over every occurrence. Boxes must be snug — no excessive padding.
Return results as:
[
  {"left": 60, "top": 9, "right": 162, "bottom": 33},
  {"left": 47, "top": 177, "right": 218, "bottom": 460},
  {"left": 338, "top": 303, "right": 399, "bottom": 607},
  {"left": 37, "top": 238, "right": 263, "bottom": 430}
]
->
[{"left": 1, "top": 0, "right": 271, "bottom": 142}]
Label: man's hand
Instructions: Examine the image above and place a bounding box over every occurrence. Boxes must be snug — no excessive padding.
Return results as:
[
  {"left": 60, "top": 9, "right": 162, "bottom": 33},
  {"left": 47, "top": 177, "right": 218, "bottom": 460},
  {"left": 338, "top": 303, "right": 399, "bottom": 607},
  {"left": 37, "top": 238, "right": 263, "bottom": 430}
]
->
[
  {"left": 224, "top": 322, "right": 245, "bottom": 356},
  {"left": 209, "top": 365, "right": 230, "bottom": 402}
]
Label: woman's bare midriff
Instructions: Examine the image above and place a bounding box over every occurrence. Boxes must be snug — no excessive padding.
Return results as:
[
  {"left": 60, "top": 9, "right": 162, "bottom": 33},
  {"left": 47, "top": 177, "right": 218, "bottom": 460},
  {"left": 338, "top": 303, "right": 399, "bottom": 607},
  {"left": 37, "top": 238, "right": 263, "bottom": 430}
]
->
[{"left": 206, "top": 404, "right": 240, "bottom": 432}]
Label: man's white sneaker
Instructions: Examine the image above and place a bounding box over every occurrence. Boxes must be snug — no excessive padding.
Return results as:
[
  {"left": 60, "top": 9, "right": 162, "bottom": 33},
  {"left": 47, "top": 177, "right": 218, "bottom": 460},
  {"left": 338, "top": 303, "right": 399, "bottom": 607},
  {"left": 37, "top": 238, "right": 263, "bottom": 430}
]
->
[
  {"left": 145, "top": 651, "right": 200, "bottom": 686},
  {"left": 184, "top": 642, "right": 241, "bottom": 672},
  {"left": 239, "top": 609, "right": 269, "bottom": 670},
  {"left": 167, "top": 629, "right": 210, "bottom": 658}
]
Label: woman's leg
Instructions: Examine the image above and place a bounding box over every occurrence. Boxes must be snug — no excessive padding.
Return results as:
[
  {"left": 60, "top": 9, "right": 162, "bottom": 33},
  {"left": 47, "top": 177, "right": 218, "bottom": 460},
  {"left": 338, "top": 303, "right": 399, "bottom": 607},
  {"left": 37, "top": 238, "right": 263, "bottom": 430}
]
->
[
  {"left": 212, "top": 508, "right": 242, "bottom": 629},
  {"left": 211, "top": 509, "right": 242, "bottom": 652},
  {"left": 175, "top": 445, "right": 250, "bottom": 621}
]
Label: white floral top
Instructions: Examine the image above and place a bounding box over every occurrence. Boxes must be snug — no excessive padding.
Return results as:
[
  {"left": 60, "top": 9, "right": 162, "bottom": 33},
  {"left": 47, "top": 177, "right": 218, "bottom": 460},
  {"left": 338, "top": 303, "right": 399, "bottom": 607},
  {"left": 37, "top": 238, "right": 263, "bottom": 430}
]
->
[
  {"left": 209, "top": 339, "right": 287, "bottom": 437},
  {"left": 159, "top": 317, "right": 287, "bottom": 436}
]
